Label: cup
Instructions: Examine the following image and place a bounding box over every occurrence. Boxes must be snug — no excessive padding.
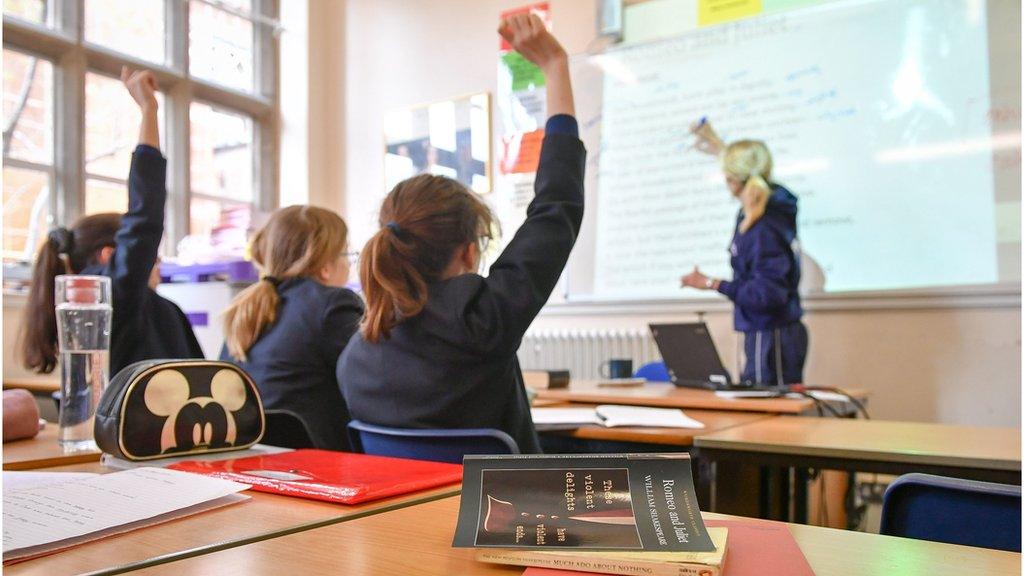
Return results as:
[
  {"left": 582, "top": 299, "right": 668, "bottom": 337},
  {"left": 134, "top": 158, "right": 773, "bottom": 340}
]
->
[
  {"left": 54, "top": 275, "right": 112, "bottom": 451},
  {"left": 600, "top": 358, "right": 634, "bottom": 380}
]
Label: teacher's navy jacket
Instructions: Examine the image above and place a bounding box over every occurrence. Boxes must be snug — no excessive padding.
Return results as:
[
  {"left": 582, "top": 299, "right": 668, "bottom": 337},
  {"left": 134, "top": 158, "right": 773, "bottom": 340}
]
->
[
  {"left": 338, "top": 116, "right": 585, "bottom": 455},
  {"left": 717, "top": 183, "right": 803, "bottom": 332}
]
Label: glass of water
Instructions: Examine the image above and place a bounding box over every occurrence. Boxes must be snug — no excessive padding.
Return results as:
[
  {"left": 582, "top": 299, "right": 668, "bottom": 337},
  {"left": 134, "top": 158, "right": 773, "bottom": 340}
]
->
[{"left": 54, "top": 275, "right": 112, "bottom": 451}]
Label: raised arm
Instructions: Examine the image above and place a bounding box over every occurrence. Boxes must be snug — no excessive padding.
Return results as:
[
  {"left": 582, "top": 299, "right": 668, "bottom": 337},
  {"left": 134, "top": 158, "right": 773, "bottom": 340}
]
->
[
  {"left": 462, "top": 16, "right": 585, "bottom": 353},
  {"left": 106, "top": 67, "right": 166, "bottom": 307}
]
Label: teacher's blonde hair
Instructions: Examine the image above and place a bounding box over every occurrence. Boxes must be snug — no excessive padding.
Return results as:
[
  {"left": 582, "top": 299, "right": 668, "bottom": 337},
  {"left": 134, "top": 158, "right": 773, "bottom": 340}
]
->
[{"left": 723, "top": 140, "right": 773, "bottom": 233}]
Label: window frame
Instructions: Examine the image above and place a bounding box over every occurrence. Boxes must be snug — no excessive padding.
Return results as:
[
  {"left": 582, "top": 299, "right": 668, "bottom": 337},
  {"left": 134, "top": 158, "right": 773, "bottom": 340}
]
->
[{"left": 2, "top": 0, "right": 280, "bottom": 260}]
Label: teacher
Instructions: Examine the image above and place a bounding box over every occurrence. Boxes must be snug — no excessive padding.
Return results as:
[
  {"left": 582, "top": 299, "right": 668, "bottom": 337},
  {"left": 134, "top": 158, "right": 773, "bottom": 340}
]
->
[{"left": 681, "top": 120, "right": 808, "bottom": 385}]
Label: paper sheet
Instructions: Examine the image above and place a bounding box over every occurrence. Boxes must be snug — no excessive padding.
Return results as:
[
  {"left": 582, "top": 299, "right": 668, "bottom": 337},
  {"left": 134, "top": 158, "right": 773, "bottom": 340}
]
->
[
  {"left": 3, "top": 472, "right": 100, "bottom": 491},
  {"left": 531, "top": 405, "right": 705, "bottom": 429},
  {"left": 3, "top": 467, "right": 250, "bottom": 559}
]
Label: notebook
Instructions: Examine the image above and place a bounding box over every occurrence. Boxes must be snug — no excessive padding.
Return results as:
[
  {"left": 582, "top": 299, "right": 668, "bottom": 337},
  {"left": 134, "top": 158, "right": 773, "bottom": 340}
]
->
[
  {"left": 531, "top": 405, "right": 705, "bottom": 429},
  {"left": 168, "top": 449, "right": 463, "bottom": 505}
]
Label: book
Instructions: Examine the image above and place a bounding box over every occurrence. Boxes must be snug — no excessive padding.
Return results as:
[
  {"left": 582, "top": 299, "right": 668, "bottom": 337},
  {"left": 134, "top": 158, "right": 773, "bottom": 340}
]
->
[
  {"left": 531, "top": 405, "right": 705, "bottom": 430},
  {"left": 3, "top": 468, "right": 249, "bottom": 564},
  {"left": 452, "top": 454, "right": 715, "bottom": 552},
  {"left": 702, "top": 518, "right": 813, "bottom": 575},
  {"left": 477, "top": 527, "right": 728, "bottom": 576},
  {"left": 168, "top": 448, "right": 462, "bottom": 505},
  {"left": 524, "top": 370, "right": 571, "bottom": 389}
]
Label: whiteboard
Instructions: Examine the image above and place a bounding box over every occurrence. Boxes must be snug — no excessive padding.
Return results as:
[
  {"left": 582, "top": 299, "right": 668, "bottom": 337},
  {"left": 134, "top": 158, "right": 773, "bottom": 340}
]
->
[{"left": 548, "top": 0, "right": 1021, "bottom": 303}]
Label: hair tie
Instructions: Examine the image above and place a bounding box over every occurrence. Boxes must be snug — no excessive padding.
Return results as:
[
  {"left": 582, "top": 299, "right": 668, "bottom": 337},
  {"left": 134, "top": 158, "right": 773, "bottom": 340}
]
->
[
  {"left": 385, "top": 221, "right": 403, "bottom": 236},
  {"left": 47, "top": 227, "right": 74, "bottom": 255},
  {"left": 262, "top": 276, "right": 283, "bottom": 288}
]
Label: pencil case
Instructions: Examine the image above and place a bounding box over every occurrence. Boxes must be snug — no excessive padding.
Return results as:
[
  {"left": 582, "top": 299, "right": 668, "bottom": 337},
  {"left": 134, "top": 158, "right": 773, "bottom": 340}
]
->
[{"left": 94, "top": 360, "right": 265, "bottom": 461}]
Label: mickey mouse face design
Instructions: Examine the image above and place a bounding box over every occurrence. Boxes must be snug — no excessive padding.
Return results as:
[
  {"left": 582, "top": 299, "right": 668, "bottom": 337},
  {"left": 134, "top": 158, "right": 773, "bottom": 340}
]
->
[{"left": 143, "top": 369, "right": 248, "bottom": 454}]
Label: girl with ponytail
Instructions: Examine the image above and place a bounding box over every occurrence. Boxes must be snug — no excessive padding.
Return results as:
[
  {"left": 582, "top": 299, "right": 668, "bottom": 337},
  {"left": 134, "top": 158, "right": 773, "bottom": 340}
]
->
[
  {"left": 220, "top": 205, "right": 363, "bottom": 451},
  {"left": 22, "top": 67, "right": 202, "bottom": 376},
  {"left": 683, "top": 122, "right": 808, "bottom": 385},
  {"left": 338, "top": 15, "right": 584, "bottom": 454}
]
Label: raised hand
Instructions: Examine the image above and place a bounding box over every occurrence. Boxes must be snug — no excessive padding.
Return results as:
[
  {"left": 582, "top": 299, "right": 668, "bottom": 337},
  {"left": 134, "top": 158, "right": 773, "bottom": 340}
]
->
[
  {"left": 120, "top": 66, "right": 159, "bottom": 111},
  {"left": 498, "top": 13, "right": 574, "bottom": 118}
]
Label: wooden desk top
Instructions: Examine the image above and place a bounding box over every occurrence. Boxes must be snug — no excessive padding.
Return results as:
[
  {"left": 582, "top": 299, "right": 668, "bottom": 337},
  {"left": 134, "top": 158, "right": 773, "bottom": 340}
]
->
[
  {"left": 695, "top": 417, "right": 1022, "bottom": 471},
  {"left": 3, "top": 462, "right": 461, "bottom": 576},
  {"left": 2, "top": 424, "right": 101, "bottom": 470},
  {"left": 536, "top": 381, "right": 869, "bottom": 415},
  {"left": 3, "top": 379, "right": 60, "bottom": 394},
  {"left": 129, "top": 496, "right": 1021, "bottom": 576},
  {"left": 540, "top": 407, "right": 777, "bottom": 446}
]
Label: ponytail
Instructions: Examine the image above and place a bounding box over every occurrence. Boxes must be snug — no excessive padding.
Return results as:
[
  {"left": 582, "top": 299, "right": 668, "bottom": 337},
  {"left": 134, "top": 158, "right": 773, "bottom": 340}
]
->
[
  {"left": 360, "top": 226, "right": 430, "bottom": 344},
  {"left": 360, "top": 174, "right": 495, "bottom": 343},
  {"left": 722, "top": 139, "right": 773, "bottom": 234},
  {"left": 222, "top": 206, "right": 349, "bottom": 361},
  {"left": 738, "top": 174, "right": 771, "bottom": 233},
  {"left": 21, "top": 233, "right": 68, "bottom": 373},
  {"left": 22, "top": 215, "right": 121, "bottom": 373},
  {"left": 222, "top": 279, "right": 280, "bottom": 362}
]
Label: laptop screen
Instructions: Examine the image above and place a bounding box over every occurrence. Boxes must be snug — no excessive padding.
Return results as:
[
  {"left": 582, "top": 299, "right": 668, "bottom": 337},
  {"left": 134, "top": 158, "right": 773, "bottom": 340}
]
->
[{"left": 649, "top": 323, "right": 732, "bottom": 388}]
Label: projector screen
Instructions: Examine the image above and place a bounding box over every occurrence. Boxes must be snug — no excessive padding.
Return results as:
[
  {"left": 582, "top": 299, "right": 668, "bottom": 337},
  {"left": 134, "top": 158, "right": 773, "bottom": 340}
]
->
[{"left": 550, "top": 0, "right": 1020, "bottom": 302}]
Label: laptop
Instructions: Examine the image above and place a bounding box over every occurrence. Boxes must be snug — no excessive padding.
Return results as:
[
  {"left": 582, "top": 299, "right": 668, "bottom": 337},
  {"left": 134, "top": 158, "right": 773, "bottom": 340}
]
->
[{"left": 649, "top": 323, "right": 784, "bottom": 392}]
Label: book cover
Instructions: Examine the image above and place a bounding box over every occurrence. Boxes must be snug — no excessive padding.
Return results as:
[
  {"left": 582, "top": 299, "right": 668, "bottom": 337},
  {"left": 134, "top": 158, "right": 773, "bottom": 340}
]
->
[
  {"left": 477, "top": 526, "right": 728, "bottom": 576},
  {"left": 703, "top": 518, "right": 814, "bottom": 575},
  {"left": 524, "top": 370, "right": 571, "bottom": 389},
  {"left": 168, "top": 449, "right": 462, "bottom": 505},
  {"left": 452, "top": 454, "right": 715, "bottom": 552}
]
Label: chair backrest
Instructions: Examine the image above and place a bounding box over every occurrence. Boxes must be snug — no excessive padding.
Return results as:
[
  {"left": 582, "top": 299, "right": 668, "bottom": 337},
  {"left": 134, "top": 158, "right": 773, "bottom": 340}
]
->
[
  {"left": 347, "top": 420, "right": 519, "bottom": 464},
  {"left": 262, "top": 409, "right": 317, "bottom": 449},
  {"left": 880, "top": 473, "right": 1021, "bottom": 552},
  {"left": 634, "top": 361, "right": 672, "bottom": 383}
]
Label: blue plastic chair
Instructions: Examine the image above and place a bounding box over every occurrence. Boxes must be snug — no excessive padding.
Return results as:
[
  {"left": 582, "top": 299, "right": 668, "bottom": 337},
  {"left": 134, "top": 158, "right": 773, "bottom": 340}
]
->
[
  {"left": 634, "top": 361, "right": 672, "bottom": 383},
  {"left": 880, "top": 473, "right": 1021, "bottom": 552},
  {"left": 347, "top": 420, "right": 519, "bottom": 464},
  {"left": 262, "top": 409, "right": 317, "bottom": 449}
]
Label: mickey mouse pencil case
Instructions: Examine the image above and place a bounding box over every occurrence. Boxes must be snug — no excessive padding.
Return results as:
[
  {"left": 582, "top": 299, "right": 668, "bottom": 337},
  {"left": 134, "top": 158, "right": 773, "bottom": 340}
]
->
[{"left": 94, "top": 360, "right": 265, "bottom": 461}]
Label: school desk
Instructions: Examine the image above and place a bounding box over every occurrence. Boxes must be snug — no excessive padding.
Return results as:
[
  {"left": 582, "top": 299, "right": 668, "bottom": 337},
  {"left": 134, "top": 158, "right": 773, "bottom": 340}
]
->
[
  {"left": 695, "top": 416, "right": 1022, "bottom": 523},
  {"left": 536, "top": 381, "right": 870, "bottom": 416},
  {"left": 3, "top": 461, "right": 461, "bottom": 576},
  {"left": 125, "top": 495, "right": 1021, "bottom": 576},
  {"left": 2, "top": 423, "right": 101, "bottom": 470},
  {"left": 2, "top": 379, "right": 60, "bottom": 394}
]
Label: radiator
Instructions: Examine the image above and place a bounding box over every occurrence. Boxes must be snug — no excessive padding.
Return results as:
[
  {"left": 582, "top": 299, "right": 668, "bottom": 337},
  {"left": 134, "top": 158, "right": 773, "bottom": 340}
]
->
[{"left": 517, "top": 329, "right": 660, "bottom": 380}]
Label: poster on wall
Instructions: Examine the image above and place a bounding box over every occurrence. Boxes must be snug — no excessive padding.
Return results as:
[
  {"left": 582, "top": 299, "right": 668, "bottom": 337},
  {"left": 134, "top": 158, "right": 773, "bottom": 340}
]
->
[
  {"left": 497, "top": 2, "right": 551, "bottom": 176},
  {"left": 383, "top": 93, "right": 493, "bottom": 194}
]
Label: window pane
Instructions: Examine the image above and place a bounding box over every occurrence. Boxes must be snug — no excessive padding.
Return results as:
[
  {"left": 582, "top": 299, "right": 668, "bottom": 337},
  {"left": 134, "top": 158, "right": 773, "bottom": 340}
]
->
[
  {"left": 3, "top": 0, "right": 48, "bottom": 25},
  {"left": 190, "top": 102, "right": 253, "bottom": 202},
  {"left": 3, "top": 50, "right": 53, "bottom": 164},
  {"left": 189, "top": 2, "right": 254, "bottom": 92},
  {"left": 85, "top": 72, "right": 164, "bottom": 180},
  {"left": 189, "top": 196, "right": 251, "bottom": 249},
  {"left": 85, "top": 178, "right": 128, "bottom": 215},
  {"left": 84, "top": 0, "right": 165, "bottom": 64},
  {"left": 3, "top": 167, "right": 50, "bottom": 261}
]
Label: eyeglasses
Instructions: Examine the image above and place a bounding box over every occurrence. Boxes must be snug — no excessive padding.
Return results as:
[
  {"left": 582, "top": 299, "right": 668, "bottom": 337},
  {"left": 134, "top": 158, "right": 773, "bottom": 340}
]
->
[{"left": 343, "top": 251, "right": 360, "bottom": 264}]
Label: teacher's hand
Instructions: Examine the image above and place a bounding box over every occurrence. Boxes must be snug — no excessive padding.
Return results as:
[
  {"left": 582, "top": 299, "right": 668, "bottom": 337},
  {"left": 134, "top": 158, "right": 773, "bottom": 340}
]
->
[{"left": 681, "top": 267, "right": 714, "bottom": 290}]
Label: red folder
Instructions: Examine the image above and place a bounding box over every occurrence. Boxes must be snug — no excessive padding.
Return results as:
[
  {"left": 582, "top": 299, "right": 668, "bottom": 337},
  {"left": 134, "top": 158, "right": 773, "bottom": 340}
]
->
[{"left": 168, "top": 449, "right": 462, "bottom": 505}]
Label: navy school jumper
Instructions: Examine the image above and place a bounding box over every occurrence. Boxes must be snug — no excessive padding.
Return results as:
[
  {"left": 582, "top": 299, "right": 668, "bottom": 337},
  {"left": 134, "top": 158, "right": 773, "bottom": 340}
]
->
[
  {"left": 338, "top": 115, "right": 585, "bottom": 454},
  {"left": 220, "top": 278, "right": 364, "bottom": 451},
  {"left": 716, "top": 183, "right": 808, "bottom": 384},
  {"left": 82, "top": 145, "right": 203, "bottom": 376}
]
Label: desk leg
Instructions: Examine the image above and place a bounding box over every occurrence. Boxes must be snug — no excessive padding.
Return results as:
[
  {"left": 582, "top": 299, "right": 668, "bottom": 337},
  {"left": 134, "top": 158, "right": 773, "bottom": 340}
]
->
[
  {"left": 759, "top": 466, "right": 771, "bottom": 518},
  {"left": 708, "top": 461, "right": 718, "bottom": 512},
  {"left": 794, "top": 468, "right": 809, "bottom": 524}
]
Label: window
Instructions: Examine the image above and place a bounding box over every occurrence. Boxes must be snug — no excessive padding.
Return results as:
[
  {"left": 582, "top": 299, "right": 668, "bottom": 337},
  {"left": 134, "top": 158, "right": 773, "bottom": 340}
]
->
[
  {"left": 84, "top": 0, "right": 165, "bottom": 65},
  {"left": 3, "top": 0, "right": 49, "bottom": 26},
  {"left": 2, "top": 0, "right": 279, "bottom": 266},
  {"left": 189, "top": 0, "right": 254, "bottom": 93},
  {"left": 85, "top": 71, "right": 165, "bottom": 214},
  {"left": 2, "top": 49, "right": 53, "bottom": 261},
  {"left": 189, "top": 101, "right": 253, "bottom": 247}
]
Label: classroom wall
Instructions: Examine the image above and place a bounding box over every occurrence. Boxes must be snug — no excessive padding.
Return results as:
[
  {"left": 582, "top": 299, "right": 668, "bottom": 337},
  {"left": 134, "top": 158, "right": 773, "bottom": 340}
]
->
[{"left": 336, "top": 0, "right": 1022, "bottom": 427}]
